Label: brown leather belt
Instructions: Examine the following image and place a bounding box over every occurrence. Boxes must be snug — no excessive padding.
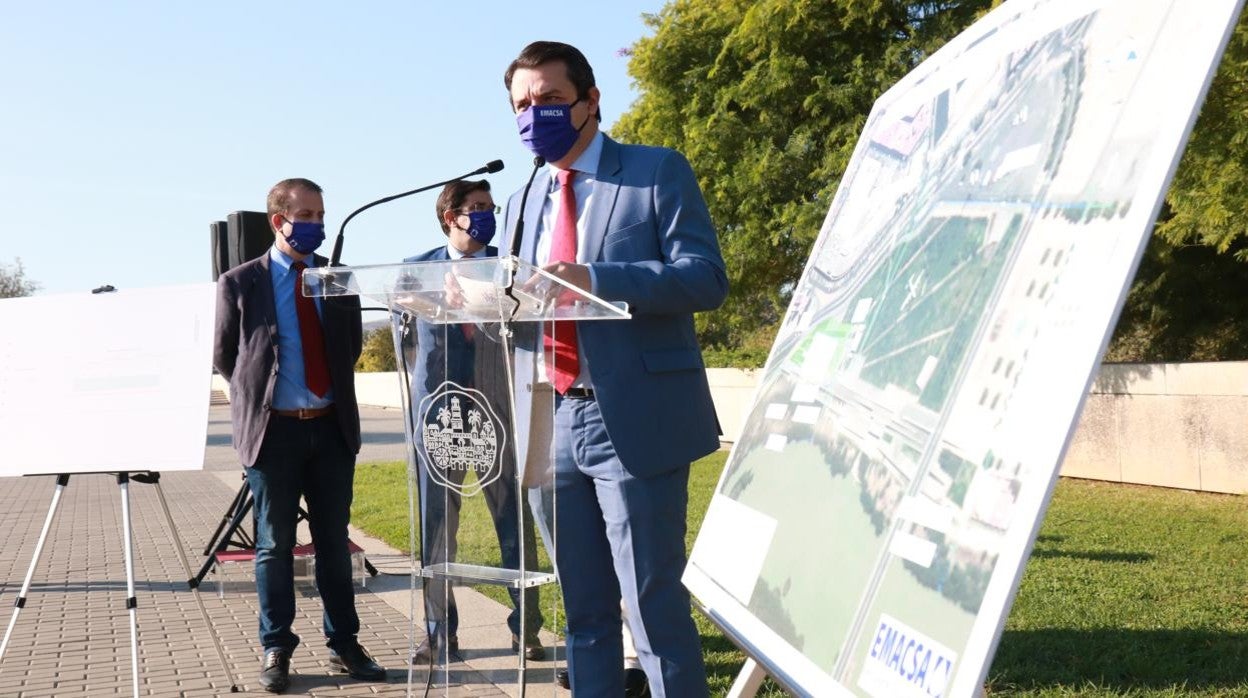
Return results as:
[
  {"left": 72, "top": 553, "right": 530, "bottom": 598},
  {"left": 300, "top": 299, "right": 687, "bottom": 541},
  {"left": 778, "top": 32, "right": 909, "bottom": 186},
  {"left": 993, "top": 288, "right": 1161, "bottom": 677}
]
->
[{"left": 271, "top": 406, "right": 335, "bottom": 420}]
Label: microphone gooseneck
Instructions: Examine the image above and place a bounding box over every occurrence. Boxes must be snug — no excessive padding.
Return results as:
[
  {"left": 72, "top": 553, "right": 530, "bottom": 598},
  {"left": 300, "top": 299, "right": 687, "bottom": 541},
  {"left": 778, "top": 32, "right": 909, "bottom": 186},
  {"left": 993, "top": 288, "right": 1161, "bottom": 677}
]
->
[
  {"left": 328, "top": 159, "right": 505, "bottom": 267},
  {"left": 508, "top": 156, "right": 546, "bottom": 259}
]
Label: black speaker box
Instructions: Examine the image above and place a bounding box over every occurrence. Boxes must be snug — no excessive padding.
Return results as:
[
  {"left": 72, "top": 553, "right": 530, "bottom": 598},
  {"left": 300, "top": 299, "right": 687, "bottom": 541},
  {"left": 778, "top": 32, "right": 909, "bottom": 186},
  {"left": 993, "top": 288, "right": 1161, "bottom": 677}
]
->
[
  {"left": 210, "top": 221, "right": 229, "bottom": 281},
  {"left": 226, "top": 211, "right": 273, "bottom": 271}
]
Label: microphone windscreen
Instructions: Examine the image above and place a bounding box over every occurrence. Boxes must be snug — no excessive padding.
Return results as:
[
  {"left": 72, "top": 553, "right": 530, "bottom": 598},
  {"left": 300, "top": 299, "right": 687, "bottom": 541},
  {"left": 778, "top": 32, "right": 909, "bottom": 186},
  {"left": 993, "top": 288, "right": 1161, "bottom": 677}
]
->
[{"left": 485, "top": 159, "right": 505, "bottom": 173}]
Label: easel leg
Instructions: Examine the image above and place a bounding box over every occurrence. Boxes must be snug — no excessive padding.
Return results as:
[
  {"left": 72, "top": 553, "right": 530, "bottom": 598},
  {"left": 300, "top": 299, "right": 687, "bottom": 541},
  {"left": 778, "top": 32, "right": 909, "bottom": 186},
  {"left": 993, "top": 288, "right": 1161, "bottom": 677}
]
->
[
  {"left": 117, "top": 474, "right": 140, "bottom": 698},
  {"left": 147, "top": 475, "right": 239, "bottom": 692},
  {"left": 0, "top": 474, "right": 69, "bottom": 662},
  {"left": 202, "top": 480, "right": 252, "bottom": 556},
  {"left": 728, "top": 658, "right": 767, "bottom": 698}
]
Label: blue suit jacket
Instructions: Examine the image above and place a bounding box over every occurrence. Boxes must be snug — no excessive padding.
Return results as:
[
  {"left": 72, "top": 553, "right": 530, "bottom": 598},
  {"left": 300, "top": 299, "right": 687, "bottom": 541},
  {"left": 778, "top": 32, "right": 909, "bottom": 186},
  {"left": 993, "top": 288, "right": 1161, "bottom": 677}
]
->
[{"left": 503, "top": 136, "right": 728, "bottom": 477}]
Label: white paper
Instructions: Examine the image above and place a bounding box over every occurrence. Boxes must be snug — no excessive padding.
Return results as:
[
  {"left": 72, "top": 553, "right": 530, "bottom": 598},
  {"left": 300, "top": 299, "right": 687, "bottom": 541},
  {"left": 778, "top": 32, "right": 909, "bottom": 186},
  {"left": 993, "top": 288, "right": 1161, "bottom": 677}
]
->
[{"left": 0, "top": 284, "right": 216, "bottom": 476}]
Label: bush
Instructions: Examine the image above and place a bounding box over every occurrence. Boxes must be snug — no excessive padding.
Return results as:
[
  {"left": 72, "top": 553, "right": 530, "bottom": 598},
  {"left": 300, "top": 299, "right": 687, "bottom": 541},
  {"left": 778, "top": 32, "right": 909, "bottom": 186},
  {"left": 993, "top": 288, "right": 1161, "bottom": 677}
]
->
[{"left": 355, "top": 327, "right": 397, "bottom": 372}]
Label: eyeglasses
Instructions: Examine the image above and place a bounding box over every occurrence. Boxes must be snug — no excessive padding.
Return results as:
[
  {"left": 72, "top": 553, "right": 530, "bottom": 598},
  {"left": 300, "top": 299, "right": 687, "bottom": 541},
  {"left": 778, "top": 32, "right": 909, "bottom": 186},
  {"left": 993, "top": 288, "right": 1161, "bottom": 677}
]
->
[{"left": 457, "top": 204, "right": 501, "bottom": 215}]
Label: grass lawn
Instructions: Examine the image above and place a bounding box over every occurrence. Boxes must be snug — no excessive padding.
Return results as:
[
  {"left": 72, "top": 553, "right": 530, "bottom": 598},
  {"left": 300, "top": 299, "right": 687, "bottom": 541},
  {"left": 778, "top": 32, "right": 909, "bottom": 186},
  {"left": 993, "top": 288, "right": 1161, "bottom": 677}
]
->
[{"left": 353, "top": 458, "right": 1248, "bottom": 697}]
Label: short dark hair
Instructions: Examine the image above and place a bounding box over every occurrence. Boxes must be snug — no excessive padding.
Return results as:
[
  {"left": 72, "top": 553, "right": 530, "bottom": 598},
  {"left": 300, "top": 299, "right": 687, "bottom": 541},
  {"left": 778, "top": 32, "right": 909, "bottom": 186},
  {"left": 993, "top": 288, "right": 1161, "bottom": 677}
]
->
[
  {"left": 266, "top": 178, "right": 323, "bottom": 229},
  {"left": 504, "top": 41, "right": 602, "bottom": 122},
  {"left": 436, "top": 179, "right": 491, "bottom": 235}
]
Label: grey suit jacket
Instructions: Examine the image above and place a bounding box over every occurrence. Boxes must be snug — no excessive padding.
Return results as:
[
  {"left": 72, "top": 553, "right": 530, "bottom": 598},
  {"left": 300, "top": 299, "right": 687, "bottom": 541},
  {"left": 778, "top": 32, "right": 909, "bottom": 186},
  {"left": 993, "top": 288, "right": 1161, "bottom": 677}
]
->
[{"left": 213, "top": 252, "right": 363, "bottom": 466}]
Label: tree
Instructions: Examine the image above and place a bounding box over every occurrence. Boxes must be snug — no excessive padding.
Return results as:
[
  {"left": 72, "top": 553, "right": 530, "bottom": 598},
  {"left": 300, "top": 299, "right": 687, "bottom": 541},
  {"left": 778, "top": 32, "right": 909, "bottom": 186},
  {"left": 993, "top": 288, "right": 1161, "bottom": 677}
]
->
[
  {"left": 354, "top": 327, "right": 398, "bottom": 372},
  {"left": 614, "top": 0, "right": 996, "bottom": 356},
  {"left": 1106, "top": 234, "right": 1248, "bottom": 362},
  {"left": 0, "top": 258, "right": 39, "bottom": 298}
]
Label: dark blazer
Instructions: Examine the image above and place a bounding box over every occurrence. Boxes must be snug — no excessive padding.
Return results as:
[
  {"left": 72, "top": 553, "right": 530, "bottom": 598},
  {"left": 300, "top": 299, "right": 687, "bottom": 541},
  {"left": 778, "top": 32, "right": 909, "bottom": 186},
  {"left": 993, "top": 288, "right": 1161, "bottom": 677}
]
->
[{"left": 213, "top": 251, "right": 364, "bottom": 466}]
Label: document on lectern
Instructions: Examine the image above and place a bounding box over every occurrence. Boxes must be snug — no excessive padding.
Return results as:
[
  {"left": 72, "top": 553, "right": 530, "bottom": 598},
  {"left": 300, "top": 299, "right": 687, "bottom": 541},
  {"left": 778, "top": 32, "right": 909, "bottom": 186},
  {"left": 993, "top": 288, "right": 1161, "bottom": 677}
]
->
[{"left": 0, "top": 283, "right": 216, "bottom": 476}]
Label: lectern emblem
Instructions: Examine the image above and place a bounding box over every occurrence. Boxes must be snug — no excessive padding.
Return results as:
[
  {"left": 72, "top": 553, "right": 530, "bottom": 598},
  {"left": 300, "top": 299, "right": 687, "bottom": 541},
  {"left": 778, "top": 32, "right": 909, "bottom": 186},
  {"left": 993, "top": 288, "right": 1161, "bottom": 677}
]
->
[{"left": 417, "top": 382, "right": 507, "bottom": 496}]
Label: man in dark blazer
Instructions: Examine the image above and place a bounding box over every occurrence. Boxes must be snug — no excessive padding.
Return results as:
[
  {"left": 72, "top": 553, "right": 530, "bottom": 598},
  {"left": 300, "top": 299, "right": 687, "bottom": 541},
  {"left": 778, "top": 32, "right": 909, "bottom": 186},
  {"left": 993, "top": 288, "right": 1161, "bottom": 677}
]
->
[
  {"left": 213, "top": 178, "right": 385, "bottom": 693},
  {"left": 401, "top": 179, "right": 545, "bottom": 664},
  {"left": 503, "top": 42, "right": 728, "bottom": 698}
]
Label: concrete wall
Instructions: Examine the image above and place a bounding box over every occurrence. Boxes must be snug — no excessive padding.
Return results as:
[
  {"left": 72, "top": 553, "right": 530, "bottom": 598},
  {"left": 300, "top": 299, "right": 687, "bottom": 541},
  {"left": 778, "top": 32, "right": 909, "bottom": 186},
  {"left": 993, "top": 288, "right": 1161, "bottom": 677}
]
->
[
  {"left": 1062, "top": 361, "right": 1248, "bottom": 494},
  {"left": 217, "top": 362, "right": 1248, "bottom": 494}
]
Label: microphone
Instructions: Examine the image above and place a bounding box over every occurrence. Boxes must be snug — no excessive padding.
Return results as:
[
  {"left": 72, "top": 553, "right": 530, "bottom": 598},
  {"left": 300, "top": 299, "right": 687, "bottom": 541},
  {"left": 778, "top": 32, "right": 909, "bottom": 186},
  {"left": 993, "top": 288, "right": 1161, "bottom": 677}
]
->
[
  {"left": 328, "top": 159, "right": 505, "bottom": 267},
  {"left": 507, "top": 156, "right": 546, "bottom": 259}
]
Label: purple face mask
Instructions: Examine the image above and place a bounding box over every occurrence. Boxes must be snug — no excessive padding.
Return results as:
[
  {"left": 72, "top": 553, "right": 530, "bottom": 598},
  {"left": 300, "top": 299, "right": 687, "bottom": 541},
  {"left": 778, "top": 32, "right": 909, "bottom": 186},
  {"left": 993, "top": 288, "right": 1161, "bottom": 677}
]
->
[
  {"left": 516, "top": 99, "right": 586, "bottom": 163},
  {"left": 464, "top": 210, "right": 497, "bottom": 245},
  {"left": 282, "top": 219, "right": 325, "bottom": 255}
]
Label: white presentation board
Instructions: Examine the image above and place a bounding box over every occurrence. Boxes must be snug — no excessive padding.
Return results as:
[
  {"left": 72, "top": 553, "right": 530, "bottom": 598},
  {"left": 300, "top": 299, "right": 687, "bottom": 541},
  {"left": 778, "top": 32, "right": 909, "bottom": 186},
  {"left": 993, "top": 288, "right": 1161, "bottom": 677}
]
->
[
  {"left": 0, "top": 283, "right": 216, "bottom": 476},
  {"left": 683, "top": 1, "right": 1245, "bottom": 696}
]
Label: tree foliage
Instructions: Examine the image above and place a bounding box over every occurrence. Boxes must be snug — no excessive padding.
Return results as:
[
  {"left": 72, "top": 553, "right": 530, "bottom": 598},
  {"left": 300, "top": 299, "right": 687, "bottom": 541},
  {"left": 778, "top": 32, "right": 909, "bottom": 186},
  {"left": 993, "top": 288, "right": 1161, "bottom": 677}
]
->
[
  {"left": 616, "top": 0, "right": 1248, "bottom": 363},
  {"left": 355, "top": 327, "right": 397, "bottom": 373},
  {"left": 0, "top": 258, "right": 39, "bottom": 299}
]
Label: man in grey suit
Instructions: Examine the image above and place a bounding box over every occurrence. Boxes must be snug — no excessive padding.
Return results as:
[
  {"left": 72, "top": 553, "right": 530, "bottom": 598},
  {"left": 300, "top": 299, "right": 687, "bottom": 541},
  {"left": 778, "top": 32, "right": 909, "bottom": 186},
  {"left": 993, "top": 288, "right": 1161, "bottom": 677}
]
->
[
  {"left": 503, "top": 41, "right": 728, "bottom": 698},
  {"left": 213, "top": 178, "right": 386, "bottom": 693}
]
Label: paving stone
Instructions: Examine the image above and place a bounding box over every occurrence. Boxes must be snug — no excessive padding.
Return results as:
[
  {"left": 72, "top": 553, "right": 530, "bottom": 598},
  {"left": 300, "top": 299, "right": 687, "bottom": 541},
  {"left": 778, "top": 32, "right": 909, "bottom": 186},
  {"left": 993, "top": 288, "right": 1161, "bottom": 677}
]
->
[{"left": 0, "top": 405, "right": 558, "bottom": 697}]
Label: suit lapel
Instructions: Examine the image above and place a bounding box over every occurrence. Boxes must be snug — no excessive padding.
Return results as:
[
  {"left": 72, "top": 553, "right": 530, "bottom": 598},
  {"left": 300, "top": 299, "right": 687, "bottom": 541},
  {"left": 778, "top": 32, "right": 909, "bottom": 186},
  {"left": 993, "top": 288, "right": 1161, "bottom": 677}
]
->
[
  {"left": 587, "top": 136, "right": 623, "bottom": 262},
  {"left": 520, "top": 170, "right": 548, "bottom": 265},
  {"left": 253, "top": 253, "right": 278, "bottom": 344}
]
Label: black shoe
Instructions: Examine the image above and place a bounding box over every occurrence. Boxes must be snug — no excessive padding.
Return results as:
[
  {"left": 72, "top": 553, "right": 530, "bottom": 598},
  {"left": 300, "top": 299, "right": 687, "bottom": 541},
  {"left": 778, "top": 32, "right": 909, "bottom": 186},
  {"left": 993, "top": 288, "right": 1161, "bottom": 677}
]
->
[
  {"left": 624, "top": 667, "right": 651, "bottom": 697},
  {"left": 555, "top": 668, "right": 570, "bottom": 689},
  {"left": 258, "top": 649, "right": 291, "bottom": 693},
  {"left": 511, "top": 633, "right": 546, "bottom": 661},
  {"left": 410, "top": 634, "right": 458, "bottom": 664},
  {"left": 329, "top": 643, "right": 387, "bottom": 682}
]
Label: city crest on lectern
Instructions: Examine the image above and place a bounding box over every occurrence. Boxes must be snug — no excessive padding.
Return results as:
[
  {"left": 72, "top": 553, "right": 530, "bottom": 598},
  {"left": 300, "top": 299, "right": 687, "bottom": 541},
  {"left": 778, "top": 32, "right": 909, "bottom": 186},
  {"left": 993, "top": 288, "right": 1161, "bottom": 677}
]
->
[{"left": 417, "top": 382, "right": 507, "bottom": 496}]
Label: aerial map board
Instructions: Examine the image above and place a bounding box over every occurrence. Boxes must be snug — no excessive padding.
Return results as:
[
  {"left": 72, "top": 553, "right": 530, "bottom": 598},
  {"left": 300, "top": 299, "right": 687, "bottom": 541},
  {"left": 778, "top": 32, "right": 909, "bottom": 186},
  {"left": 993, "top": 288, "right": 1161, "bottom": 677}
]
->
[{"left": 682, "top": 1, "right": 1245, "bottom": 696}]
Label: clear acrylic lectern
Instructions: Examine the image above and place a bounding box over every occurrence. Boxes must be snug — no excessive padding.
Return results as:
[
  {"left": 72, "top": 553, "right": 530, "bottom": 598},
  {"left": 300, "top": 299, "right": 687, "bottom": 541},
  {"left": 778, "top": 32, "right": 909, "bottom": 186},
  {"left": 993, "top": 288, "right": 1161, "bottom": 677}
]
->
[{"left": 304, "top": 256, "right": 629, "bottom": 696}]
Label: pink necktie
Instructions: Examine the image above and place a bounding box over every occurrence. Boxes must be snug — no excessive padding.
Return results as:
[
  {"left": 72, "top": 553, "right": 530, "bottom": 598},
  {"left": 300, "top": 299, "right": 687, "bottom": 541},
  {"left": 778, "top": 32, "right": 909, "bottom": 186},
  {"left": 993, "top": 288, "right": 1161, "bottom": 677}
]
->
[{"left": 544, "top": 169, "right": 579, "bottom": 394}]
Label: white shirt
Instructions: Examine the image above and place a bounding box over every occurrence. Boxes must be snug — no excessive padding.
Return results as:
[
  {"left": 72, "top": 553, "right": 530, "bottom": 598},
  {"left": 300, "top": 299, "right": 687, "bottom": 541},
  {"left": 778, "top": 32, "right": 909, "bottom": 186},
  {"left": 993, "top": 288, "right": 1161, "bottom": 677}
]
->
[{"left": 446, "top": 242, "right": 488, "bottom": 260}]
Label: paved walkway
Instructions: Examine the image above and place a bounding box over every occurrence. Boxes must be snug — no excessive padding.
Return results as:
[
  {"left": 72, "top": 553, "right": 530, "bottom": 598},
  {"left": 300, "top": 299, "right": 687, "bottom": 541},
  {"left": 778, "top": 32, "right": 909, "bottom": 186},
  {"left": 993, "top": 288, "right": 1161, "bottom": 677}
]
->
[{"left": 0, "top": 405, "right": 566, "bottom": 697}]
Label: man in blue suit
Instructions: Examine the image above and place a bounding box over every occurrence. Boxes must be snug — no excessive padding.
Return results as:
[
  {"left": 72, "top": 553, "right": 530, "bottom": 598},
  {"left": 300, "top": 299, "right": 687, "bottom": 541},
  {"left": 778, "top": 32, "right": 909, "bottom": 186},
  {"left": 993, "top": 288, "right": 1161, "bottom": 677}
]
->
[
  {"left": 502, "top": 41, "right": 727, "bottom": 698},
  {"left": 402, "top": 179, "right": 545, "bottom": 665}
]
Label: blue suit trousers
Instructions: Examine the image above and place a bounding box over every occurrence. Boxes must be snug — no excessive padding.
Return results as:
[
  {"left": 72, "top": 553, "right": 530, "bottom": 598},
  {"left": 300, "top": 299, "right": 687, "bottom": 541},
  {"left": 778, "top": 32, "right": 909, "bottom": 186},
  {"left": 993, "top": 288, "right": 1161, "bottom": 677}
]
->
[{"left": 545, "top": 396, "right": 708, "bottom": 698}]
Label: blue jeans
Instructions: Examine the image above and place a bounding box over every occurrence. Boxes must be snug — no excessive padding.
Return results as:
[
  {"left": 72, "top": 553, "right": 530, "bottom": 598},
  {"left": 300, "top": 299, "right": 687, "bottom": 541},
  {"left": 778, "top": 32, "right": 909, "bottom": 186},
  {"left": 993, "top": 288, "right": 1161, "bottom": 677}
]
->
[{"left": 245, "top": 414, "right": 359, "bottom": 653}]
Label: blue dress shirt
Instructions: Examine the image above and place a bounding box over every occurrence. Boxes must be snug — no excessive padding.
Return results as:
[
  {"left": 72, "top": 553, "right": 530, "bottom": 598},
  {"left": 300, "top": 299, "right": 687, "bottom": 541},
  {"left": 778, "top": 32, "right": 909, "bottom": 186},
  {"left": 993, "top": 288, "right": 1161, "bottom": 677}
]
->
[{"left": 268, "top": 246, "right": 334, "bottom": 410}]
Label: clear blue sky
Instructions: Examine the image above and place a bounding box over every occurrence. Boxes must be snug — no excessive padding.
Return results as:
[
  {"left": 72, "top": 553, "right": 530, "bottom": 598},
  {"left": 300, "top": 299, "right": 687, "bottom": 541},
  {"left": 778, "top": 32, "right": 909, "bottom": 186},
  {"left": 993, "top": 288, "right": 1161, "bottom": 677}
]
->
[{"left": 0, "top": 1, "right": 664, "bottom": 295}]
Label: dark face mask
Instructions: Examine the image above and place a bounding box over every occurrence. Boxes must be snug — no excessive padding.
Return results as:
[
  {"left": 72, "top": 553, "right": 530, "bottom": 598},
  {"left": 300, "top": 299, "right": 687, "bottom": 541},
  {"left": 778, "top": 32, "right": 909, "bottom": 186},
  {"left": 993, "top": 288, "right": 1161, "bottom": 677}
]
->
[
  {"left": 463, "top": 210, "right": 497, "bottom": 245},
  {"left": 281, "top": 219, "right": 325, "bottom": 255},
  {"left": 516, "top": 98, "right": 589, "bottom": 163}
]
